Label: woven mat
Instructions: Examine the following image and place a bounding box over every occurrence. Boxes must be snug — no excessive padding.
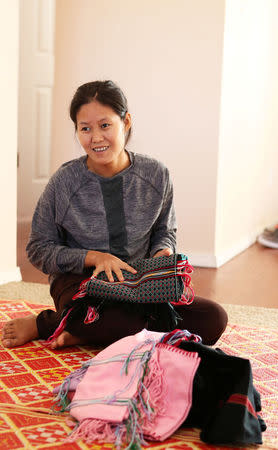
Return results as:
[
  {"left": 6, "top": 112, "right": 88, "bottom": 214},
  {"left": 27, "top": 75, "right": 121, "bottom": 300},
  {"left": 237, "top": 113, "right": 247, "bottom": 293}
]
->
[{"left": 0, "top": 299, "right": 277, "bottom": 450}]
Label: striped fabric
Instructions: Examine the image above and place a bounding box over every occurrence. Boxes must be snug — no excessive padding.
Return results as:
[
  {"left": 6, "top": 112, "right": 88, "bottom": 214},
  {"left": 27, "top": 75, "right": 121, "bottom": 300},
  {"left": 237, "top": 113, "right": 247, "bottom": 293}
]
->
[
  {"left": 47, "top": 254, "right": 194, "bottom": 345},
  {"left": 73, "top": 254, "right": 194, "bottom": 305}
]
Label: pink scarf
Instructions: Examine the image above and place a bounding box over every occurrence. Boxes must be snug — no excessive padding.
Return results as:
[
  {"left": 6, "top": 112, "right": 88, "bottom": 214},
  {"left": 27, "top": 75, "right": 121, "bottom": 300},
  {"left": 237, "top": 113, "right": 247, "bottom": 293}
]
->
[{"left": 62, "top": 329, "right": 200, "bottom": 447}]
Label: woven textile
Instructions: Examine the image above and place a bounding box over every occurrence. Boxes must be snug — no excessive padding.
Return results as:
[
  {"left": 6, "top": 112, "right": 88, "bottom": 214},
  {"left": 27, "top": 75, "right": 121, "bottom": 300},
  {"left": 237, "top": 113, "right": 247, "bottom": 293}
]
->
[
  {"left": 73, "top": 253, "right": 194, "bottom": 305},
  {"left": 47, "top": 253, "right": 194, "bottom": 344},
  {"left": 0, "top": 299, "right": 277, "bottom": 449}
]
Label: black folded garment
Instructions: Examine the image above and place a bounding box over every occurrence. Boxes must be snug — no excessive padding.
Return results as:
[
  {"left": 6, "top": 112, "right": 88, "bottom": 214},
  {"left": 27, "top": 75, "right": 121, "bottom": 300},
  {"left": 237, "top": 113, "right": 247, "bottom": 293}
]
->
[{"left": 179, "top": 341, "right": 266, "bottom": 446}]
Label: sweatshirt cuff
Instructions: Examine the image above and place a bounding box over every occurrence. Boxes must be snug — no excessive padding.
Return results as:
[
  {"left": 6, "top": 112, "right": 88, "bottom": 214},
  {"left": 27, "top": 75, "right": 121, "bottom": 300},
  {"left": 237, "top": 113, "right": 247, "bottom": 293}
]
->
[
  {"left": 149, "top": 243, "right": 175, "bottom": 258},
  {"left": 56, "top": 248, "right": 89, "bottom": 274}
]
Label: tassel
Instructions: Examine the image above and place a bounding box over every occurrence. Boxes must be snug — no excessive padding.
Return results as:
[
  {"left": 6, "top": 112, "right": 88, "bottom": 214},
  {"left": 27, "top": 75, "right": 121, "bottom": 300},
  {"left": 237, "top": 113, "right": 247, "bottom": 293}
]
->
[
  {"left": 137, "top": 355, "right": 165, "bottom": 436},
  {"left": 72, "top": 277, "right": 91, "bottom": 300},
  {"left": 173, "top": 255, "right": 195, "bottom": 306},
  {"left": 66, "top": 405, "right": 145, "bottom": 449},
  {"left": 84, "top": 305, "right": 99, "bottom": 324},
  {"left": 66, "top": 418, "right": 119, "bottom": 444},
  {"left": 45, "top": 307, "right": 74, "bottom": 345},
  {"left": 159, "top": 328, "right": 202, "bottom": 345},
  {"left": 53, "top": 378, "right": 71, "bottom": 411},
  {"left": 53, "top": 361, "right": 91, "bottom": 412},
  {"left": 179, "top": 284, "right": 195, "bottom": 305},
  {"left": 173, "top": 274, "right": 195, "bottom": 305},
  {"left": 167, "top": 302, "right": 182, "bottom": 327}
]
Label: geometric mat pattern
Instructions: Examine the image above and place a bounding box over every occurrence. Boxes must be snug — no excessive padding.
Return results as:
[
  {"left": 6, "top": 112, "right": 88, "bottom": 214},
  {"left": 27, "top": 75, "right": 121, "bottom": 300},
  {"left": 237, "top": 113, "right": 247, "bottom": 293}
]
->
[{"left": 0, "top": 299, "right": 277, "bottom": 450}]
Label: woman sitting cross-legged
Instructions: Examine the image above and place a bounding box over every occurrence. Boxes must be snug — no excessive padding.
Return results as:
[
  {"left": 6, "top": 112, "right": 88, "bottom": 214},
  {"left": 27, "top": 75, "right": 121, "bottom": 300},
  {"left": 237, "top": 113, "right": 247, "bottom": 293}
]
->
[{"left": 2, "top": 80, "right": 227, "bottom": 349}]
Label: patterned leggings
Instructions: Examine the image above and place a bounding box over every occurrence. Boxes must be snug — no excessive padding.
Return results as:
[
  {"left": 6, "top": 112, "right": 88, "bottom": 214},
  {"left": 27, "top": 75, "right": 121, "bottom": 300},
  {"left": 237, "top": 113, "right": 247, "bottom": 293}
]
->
[{"left": 36, "top": 273, "right": 228, "bottom": 346}]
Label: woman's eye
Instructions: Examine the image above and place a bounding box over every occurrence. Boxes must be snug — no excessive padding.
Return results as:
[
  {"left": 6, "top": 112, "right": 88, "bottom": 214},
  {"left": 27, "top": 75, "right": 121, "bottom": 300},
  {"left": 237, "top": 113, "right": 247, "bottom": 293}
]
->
[
  {"left": 81, "top": 126, "right": 90, "bottom": 132},
  {"left": 101, "top": 123, "right": 110, "bottom": 129}
]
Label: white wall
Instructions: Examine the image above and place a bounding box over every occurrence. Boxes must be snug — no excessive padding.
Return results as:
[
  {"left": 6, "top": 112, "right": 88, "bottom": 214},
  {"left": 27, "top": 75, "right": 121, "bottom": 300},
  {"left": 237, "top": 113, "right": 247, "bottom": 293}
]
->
[
  {"left": 0, "top": 0, "right": 21, "bottom": 283},
  {"left": 215, "top": 0, "right": 278, "bottom": 265},
  {"left": 51, "top": 0, "right": 225, "bottom": 266}
]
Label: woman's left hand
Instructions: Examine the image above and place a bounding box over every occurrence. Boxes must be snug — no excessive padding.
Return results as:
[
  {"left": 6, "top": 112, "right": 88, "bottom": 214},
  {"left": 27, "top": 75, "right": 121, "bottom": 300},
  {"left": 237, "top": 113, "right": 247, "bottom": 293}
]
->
[{"left": 153, "top": 248, "right": 173, "bottom": 258}]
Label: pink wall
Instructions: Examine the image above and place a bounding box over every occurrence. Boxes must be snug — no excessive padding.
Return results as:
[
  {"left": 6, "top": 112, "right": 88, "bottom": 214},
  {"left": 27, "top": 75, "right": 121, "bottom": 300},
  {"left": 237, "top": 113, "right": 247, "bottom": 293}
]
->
[{"left": 51, "top": 0, "right": 225, "bottom": 265}]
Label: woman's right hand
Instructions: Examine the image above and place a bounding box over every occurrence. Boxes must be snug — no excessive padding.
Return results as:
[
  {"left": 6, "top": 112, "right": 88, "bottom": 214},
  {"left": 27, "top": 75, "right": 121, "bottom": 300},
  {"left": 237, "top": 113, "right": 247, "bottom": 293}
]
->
[{"left": 84, "top": 250, "right": 137, "bottom": 282}]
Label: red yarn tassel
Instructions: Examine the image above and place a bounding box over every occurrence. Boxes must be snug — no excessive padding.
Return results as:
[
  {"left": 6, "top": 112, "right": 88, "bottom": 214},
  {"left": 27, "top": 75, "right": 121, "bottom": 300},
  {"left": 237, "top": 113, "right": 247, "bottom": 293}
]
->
[
  {"left": 45, "top": 307, "right": 74, "bottom": 345},
  {"left": 84, "top": 306, "right": 99, "bottom": 324}
]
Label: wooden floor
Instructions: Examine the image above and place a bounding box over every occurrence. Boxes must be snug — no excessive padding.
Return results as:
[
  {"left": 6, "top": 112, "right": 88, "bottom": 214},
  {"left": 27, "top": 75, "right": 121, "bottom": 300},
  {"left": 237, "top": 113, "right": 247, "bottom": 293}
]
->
[{"left": 18, "top": 222, "right": 278, "bottom": 309}]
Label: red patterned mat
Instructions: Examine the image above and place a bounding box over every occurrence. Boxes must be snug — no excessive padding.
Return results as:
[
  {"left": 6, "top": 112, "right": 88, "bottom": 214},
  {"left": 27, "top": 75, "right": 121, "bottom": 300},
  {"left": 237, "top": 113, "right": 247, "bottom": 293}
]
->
[{"left": 0, "top": 299, "right": 277, "bottom": 450}]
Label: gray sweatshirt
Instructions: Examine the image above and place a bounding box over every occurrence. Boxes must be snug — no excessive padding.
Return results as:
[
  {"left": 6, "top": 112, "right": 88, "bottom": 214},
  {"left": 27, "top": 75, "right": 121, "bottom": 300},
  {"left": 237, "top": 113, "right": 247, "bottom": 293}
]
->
[{"left": 26, "top": 151, "right": 177, "bottom": 281}]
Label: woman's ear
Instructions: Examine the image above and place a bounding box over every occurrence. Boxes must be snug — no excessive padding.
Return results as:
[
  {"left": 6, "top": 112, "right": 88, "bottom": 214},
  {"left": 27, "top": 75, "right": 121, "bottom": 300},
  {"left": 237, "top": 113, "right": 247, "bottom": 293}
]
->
[{"left": 124, "top": 112, "right": 132, "bottom": 132}]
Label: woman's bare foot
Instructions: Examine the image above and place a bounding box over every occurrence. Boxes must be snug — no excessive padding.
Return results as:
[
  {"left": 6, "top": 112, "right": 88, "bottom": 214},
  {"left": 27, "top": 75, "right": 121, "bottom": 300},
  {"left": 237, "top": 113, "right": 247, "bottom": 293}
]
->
[
  {"left": 1, "top": 315, "right": 39, "bottom": 348},
  {"left": 50, "top": 331, "right": 85, "bottom": 350}
]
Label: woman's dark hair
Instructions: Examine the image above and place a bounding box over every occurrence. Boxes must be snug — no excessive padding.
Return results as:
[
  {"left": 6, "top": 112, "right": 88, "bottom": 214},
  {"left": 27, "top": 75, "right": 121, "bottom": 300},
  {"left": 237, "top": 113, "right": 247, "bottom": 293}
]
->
[{"left": 70, "top": 80, "right": 131, "bottom": 144}]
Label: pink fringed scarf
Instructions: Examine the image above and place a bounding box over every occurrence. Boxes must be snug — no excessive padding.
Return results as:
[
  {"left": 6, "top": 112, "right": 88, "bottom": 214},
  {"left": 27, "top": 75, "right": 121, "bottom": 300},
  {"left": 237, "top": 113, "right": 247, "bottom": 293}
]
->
[{"left": 56, "top": 329, "right": 201, "bottom": 448}]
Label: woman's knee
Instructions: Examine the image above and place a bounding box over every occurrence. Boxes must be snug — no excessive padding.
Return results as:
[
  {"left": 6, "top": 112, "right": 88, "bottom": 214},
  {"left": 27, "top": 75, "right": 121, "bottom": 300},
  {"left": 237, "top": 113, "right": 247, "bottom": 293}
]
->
[
  {"left": 176, "top": 296, "right": 228, "bottom": 345},
  {"left": 205, "top": 301, "right": 228, "bottom": 345},
  {"left": 50, "top": 273, "right": 85, "bottom": 312}
]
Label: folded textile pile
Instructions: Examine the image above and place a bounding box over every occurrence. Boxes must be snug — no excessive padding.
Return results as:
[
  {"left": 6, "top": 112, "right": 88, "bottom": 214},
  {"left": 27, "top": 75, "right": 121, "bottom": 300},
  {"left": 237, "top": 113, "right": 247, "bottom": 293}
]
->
[{"left": 53, "top": 329, "right": 266, "bottom": 448}]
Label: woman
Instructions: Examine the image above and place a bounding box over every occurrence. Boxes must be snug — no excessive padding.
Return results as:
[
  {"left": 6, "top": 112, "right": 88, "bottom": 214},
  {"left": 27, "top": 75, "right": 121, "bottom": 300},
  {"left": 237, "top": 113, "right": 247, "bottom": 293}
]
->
[{"left": 2, "top": 80, "right": 227, "bottom": 349}]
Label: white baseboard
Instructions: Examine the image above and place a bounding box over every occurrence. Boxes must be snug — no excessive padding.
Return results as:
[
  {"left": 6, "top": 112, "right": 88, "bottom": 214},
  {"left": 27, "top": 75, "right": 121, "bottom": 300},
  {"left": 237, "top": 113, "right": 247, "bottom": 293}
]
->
[
  {"left": 215, "top": 235, "right": 257, "bottom": 268},
  {"left": 186, "top": 253, "right": 217, "bottom": 268},
  {"left": 184, "top": 234, "right": 257, "bottom": 269},
  {"left": 0, "top": 267, "right": 22, "bottom": 285}
]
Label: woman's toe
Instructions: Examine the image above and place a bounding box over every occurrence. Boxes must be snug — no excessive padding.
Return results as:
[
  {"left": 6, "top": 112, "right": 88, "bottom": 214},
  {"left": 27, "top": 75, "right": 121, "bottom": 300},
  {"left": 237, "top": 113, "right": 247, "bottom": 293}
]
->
[
  {"left": 3, "top": 329, "right": 14, "bottom": 337},
  {"left": 56, "top": 335, "right": 66, "bottom": 348},
  {"left": 2, "top": 338, "right": 13, "bottom": 347}
]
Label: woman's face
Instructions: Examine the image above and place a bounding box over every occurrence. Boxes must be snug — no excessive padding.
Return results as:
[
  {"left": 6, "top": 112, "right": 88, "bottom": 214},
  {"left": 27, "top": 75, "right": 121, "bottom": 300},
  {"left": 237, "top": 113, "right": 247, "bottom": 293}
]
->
[{"left": 76, "top": 100, "right": 131, "bottom": 176}]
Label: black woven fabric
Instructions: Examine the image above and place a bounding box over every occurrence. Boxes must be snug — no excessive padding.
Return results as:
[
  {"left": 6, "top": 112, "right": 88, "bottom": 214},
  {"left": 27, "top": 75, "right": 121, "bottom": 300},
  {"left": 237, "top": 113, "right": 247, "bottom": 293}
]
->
[
  {"left": 85, "top": 254, "right": 186, "bottom": 304},
  {"left": 48, "top": 254, "right": 192, "bottom": 344}
]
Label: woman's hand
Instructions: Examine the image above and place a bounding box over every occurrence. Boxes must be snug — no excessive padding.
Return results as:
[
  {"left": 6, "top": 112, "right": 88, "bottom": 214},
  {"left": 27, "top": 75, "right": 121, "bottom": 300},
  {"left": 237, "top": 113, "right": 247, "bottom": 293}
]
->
[
  {"left": 153, "top": 248, "right": 173, "bottom": 258},
  {"left": 85, "top": 250, "right": 137, "bottom": 282}
]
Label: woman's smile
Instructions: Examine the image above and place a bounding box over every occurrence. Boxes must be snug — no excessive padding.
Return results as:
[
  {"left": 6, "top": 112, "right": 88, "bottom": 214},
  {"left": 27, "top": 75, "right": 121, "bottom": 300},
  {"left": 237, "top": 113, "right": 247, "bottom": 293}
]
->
[{"left": 92, "top": 146, "right": 109, "bottom": 153}]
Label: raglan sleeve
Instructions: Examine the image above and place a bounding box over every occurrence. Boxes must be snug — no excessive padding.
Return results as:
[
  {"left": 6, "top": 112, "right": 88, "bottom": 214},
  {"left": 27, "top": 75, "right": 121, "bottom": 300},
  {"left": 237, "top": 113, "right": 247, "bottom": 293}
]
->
[
  {"left": 26, "top": 174, "right": 88, "bottom": 275},
  {"left": 149, "top": 167, "right": 177, "bottom": 257}
]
